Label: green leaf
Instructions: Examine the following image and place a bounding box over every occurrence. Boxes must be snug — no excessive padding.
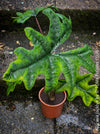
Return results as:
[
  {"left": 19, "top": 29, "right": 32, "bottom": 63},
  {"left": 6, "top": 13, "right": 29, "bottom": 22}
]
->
[
  {"left": 49, "top": 5, "right": 59, "bottom": 11},
  {"left": 55, "top": 73, "right": 100, "bottom": 106},
  {"left": 13, "top": 7, "right": 46, "bottom": 23},
  {"left": 55, "top": 44, "right": 96, "bottom": 88},
  {"left": 6, "top": 81, "right": 21, "bottom": 96},
  {"left": 43, "top": 9, "right": 71, "bottom": 49},
  {"left": 3, "top": 7, "right": 96, "bottom": 95},
  {"left": 33, "top": 7, "right": 47, "bottom": 16},
  {"left": 58, "top": 44, "right": 96, "bottom": 73},
  {"left": 13, "top": 10, "right": 35, "bottom": 23},
  {"left": 3, "top": 44, "right": 95, "bottom": 94}
]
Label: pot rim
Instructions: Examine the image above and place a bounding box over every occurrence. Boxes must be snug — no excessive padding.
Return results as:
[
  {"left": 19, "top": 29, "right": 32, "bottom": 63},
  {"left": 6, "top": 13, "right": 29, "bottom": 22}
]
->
[{"left": 38, "top": 87, "right": 67, "bottom": 107}]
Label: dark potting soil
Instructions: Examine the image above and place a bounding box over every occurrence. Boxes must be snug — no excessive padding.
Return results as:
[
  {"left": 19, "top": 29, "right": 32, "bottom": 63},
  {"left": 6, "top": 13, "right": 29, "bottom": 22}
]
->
[{"left": 40, "top": 90, "right": 65, "bottom": 105}]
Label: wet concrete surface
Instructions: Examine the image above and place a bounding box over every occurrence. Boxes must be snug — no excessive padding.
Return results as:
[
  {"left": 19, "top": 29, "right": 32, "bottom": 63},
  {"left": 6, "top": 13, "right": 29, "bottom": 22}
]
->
[
  {"left": 0, "top": 96, "right": 99, "bottom": 133},
  {"left": 0, "top": 2, "right": 100, "bottom": 133},
  {"left": 56, "top": 98, "right": 99, "bottom": 134},
  {"left": 0, "top": 101, "right": 54, "bottom": 134},
  {"left": 0, "top": 30, "right": 100, "bottom": 134},
  {"left": 0, "top": 0, "right": 100, "bottom": 10},
  {"left": 0, "top": 0, "right": 55, "bottom": 11},
  {"left": 56, "top": 0, "right": 100, "bottom": 10}
]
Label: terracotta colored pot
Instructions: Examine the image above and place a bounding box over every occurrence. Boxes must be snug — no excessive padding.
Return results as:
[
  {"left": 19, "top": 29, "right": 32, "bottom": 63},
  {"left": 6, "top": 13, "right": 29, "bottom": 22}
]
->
[{"left": 38, "top": 87, "right": 67, "bottom": 119}]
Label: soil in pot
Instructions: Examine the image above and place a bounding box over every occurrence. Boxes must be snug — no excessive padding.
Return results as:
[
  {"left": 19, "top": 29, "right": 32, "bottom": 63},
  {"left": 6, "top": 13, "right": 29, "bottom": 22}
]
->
[{"left": 40, "top": 90, "right": 65, "bottom": 105}]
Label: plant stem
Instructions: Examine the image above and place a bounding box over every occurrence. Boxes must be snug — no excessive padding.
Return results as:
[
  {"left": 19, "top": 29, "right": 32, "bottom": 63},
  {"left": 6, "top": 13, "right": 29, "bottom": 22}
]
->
[
  {"left": 35, "top": 17, "right": 43, "bottom": 35},
  {"left": 48, "top": 90, "right": 55, "bottom": 101}
]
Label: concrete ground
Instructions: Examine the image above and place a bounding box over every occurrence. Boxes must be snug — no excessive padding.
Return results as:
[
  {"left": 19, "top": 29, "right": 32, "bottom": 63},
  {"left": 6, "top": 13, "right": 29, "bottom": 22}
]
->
[
  {"left": 0, "top": 93, "right": 98, "bottom": 134},
  {"left": 0, "top": 74, "right": 99, "bottom": 134},
  {"left": 0, "top": 30, "right": 100, "bottom": 134},
  {"left": 0, "top": 0, "right": 100, "bottom": 10},
  {"left": 0, "top": 0, "right": 100, "bottom": 134}
]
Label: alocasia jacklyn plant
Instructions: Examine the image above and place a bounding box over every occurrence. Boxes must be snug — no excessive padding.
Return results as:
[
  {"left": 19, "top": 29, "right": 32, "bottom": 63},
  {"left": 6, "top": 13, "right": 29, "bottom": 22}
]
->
[{"left": 3, "top": 6, "right": 100, "bottom": 106}]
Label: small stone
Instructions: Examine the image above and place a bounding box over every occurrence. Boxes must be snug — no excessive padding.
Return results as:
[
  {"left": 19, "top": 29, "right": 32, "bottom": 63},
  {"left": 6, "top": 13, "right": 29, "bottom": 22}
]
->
[
  {"left": 93, "top": 128, "right": 98, "bottom": 134},
  {"left": 6, "top": 103, "right": 16, "bottom": 111},
  {"left": 9, "top": 4, "right": 12, "bottom": 6},
  {"left": 44, "top": 130, "right": 47, "bottom": 133},
  {"left": 1, "top": 30, "right": 6, "bottom": 33},
  {"left": 85, "top": 1, "right": 89, "bottom": 4},
  {"left": 93, "top": 109, "right": 96, "bottom": 111},
  {"left": 16, "top": 40, "right": 20, "bottom": 45},
  {"left": 97, "top": 123, "right": 100, "bottom": 126},
  {"left": 74, "top": 36, "right": 78, "bottom": 39},
  {"left": 9, "top": 51, "right": 13, "bottom": 55},
  {"left": 11, "top": 123, "right": 14, "bottom": 126},
  {"left": 29, "top": 103, "right": 33, "bottom": 107},
  {"left": 0, "top": 48, "right": 3, "bottom": 51},
  {"left": 74, "top": 110, "right": 77, "bottom": 113},
  {"left": 96, "top": 41, "right": 100, "bottom": 47},
  {"left": 21, "top": 2, "right": 24, "bottom": 4},
  {"left": 31, "top": 117, "right": 34, "bottom": 120},
  {"left": 0, "top": 43, "right": 4, "bottom": 47},
  {"left": 88, "top": 127, "right": 91, "bottom": 130},
  {"left": 93, "top": 32, "right": 96, "bottom": 35}
]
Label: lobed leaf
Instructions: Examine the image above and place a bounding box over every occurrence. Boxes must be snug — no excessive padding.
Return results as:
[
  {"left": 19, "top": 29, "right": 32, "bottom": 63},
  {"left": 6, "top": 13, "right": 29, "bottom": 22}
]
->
[
  {"left": 13, "top": 7, "right": 46, "bottom": 23},
  {"left": 24, "top": 8, "right": 72, "bottom": 53},
  {"left": 55, "top": 44, "right": 96, "bottom": 88},
  {"left": 6, "top": 81, "right": 21, "bottom": 96},
  {"left": 3, "top": 44, "right": 96, "bottom": 94},
  {"left": 55, "top": 73, "right": 100, "bottom": 106},
  {"left": 3, "top": 7, "right": 96, "bottom": 96}
]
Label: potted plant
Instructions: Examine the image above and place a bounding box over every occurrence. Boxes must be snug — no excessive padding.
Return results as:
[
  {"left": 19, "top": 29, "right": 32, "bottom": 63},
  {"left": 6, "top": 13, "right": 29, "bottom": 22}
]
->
[{"left": 3, "top": 6, "right": 100, "bottom": 118}]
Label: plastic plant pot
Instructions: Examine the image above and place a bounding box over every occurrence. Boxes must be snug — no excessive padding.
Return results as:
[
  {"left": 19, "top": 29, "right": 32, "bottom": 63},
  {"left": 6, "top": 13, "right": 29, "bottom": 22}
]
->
[{"left": 38, "top": 87, "right": 67, "bottom": 119}]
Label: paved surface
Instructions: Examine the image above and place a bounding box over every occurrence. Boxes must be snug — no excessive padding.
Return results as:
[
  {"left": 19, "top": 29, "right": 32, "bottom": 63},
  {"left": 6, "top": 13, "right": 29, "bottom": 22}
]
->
[
  {"left": 0, "top": 30, "right": 99, "bottom": 133},
  {"left": 0, "top": 1, "right": 100, "bottom": 134},
  {"left": 0, "top": 30, "right": 100, "bottom": 133},
  {"left": 0, "top": 0, "right": 55, "bottom": 11},
  {"left": 56, "top": 0, "right": 100, "bottom": 10},
  {"left": 0, "top": 101, "right": 54, "bottom": 134},
  {"left": 56, "top": 98, "right": 97, "bottom": 134},
  {"left": 0, "top": 96, "right": 99, "bottom": 134},
  {"left": 0, "top": 0, "right": 100, "bottom": 10}
]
